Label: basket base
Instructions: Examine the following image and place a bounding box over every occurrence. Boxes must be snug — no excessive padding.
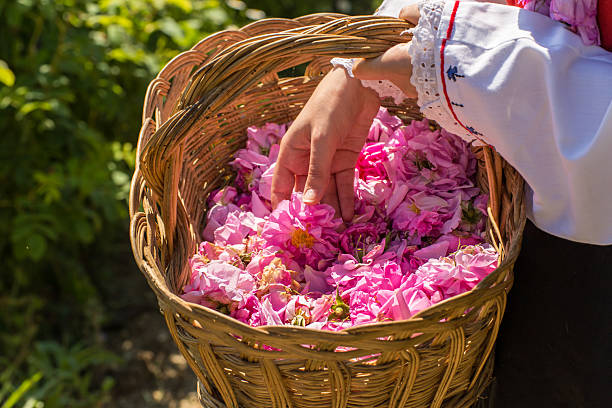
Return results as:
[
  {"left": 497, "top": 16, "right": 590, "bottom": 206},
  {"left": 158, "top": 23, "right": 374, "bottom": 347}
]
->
[{"left": 196, "top": 352, "right": 496, "bottom": 408}]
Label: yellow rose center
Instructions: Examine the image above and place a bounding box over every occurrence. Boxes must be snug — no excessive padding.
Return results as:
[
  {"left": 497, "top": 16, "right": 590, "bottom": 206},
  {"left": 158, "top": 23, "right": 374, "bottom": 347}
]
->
[
  {"left": 244, "top": 172, "right": 254, "bottom": 187},
  {"left": 291, "top": 228, "right": 315, "bottom": 249},
  {"left": 410, "top": 203, "right": 421, "bottom": 215}
]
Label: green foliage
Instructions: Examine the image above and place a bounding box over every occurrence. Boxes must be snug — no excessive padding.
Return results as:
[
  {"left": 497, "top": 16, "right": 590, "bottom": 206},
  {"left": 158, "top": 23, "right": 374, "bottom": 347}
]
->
[
  {"left": 0, "top": 0, "right": 257, "bottom": 405},
  {"left": 0, "top": 0, "right": 259, "bottom": 267},
  {"left": 1, "top": 373, "right": 43, "bottom": 408},
  {"left": 1, "top": 342, "right": 120, "bottom": 408},
  {"left": 244, "top": 0, "right": 378, "bottom": 18},
  {"left": 0, "top": 0, "right": 381, "bottom": 405}
]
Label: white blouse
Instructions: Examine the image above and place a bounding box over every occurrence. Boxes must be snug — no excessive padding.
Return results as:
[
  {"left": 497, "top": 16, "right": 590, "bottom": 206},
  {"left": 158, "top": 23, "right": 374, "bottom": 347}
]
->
[{"left": 350, "top": 0, "right": 612, "bottom": 245}]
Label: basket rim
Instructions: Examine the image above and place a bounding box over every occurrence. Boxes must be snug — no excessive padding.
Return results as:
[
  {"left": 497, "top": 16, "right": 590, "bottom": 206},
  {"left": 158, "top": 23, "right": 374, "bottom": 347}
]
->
[{"left": 129, "top": 13, "right": 527, "bottom": 341}]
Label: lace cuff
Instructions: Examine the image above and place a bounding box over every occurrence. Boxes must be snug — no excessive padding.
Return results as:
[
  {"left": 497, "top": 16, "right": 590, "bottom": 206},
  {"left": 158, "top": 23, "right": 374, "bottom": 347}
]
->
[
  {"left": 330, "top": 57, "right": 407, "bottom": 104},
  {"left": 332, "top": 0, "right": 476, "bottom": 143},
  {"left": 407, "top": 0, "right": 475, "bottom": 143}
]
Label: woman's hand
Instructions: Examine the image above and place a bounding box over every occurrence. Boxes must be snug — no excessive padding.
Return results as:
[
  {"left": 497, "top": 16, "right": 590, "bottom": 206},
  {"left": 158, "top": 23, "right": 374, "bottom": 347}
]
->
[
  {"left": 271, "top": 5, "right": 422, "bottom": 221},
  {"left": 271, "top": 67, "right": 381, "bottom": 221}
]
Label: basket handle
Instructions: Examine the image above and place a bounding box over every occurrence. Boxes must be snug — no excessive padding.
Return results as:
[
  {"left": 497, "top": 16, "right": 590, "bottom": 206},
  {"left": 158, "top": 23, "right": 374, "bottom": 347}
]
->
[{"left": 138, "top": 15, "right": 413, "bottom": 254}]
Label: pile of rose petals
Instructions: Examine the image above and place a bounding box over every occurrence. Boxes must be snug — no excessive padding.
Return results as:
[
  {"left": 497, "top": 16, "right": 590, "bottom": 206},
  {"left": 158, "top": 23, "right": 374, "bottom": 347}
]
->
[{"left": 182, "top": 108, "right": 498, "bottom": 330}]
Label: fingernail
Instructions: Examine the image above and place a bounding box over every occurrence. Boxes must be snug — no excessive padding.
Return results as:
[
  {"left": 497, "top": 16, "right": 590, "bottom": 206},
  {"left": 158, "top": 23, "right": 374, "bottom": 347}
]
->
[{"left": 304, "top": 189, "right": 316, "bottom": 202}]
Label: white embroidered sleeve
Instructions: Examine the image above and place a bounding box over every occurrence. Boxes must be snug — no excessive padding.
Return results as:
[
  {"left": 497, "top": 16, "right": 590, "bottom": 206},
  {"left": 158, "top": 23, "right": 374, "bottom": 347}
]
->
[
  {"left": 406, "top": 0, "right": 475, "bottom": 142},
  {"left": 436, "top": 1, "right": 612, "bottom": 244}
]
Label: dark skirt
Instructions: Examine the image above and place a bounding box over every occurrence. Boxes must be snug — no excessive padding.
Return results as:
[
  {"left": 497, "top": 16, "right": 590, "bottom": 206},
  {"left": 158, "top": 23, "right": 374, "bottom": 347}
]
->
[{"left": 489, "top": 221, "right": 612, "bottom": 407}]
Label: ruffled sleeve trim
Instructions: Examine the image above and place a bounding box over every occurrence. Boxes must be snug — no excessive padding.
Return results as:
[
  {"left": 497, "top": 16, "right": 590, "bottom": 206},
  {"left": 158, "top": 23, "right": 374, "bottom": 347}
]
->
[
  {"left": 407, "top": 0, "right": 475, "bottom": 143},
  {"left": 329, "top": 57, "right": 408, "bottom": 104}
]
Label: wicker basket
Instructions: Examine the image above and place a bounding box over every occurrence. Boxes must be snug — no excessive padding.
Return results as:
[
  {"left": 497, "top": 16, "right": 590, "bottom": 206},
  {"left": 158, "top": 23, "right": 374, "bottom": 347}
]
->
[{"left": 129, "top": 14, "right": 526, "bottom": 408}]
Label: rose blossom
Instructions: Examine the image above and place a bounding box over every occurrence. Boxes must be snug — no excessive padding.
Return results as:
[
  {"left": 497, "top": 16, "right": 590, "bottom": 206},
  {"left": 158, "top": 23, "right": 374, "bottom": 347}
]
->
[
  {"left": 261, "top": 193, "right": 341, "bottom": 267},
  {"left": 356, "top": 142, "right": 389, "bottom": 181}
]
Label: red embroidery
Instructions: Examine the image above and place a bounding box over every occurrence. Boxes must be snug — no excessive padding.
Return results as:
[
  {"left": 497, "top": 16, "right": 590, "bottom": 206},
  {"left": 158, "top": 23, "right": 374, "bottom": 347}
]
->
[
  {"left": 440, "top": 1, "right": 471, "bottom": 136},
  {"left": 440, "top": 1, "right": 490, "bottom": 147}
]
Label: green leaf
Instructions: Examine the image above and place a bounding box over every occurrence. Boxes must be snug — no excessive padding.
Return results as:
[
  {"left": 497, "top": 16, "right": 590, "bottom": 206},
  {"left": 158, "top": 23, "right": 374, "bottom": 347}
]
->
[
  {"left": 165, "top": 0, "right": 193, "bottom": 12},
  {"left": 0, "top": 61, "right": 15, "bottom": 87},
  {"left": 24, "top": 234, "right": 47, "bottom": 261},
  {"left": 1, "top": 372, "right": 43, "bottom": 408},
  {"left": 158, "top": 17, "right": 184, "bottom": 42},
  {"left": 73, "top": 219, "right": 94, "bottom": 244}
]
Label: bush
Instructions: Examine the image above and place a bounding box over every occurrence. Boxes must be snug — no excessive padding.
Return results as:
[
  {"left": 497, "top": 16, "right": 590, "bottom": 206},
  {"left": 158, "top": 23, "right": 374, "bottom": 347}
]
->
[{"left": 0, "top": 0, "right": 257, "bottom": 405}]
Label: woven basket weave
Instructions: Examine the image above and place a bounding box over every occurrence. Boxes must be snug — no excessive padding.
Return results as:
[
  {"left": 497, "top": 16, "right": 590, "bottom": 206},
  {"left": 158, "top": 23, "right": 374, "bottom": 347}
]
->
[{"left": 129, "top": 14, "right": 526, "bottom": 408}]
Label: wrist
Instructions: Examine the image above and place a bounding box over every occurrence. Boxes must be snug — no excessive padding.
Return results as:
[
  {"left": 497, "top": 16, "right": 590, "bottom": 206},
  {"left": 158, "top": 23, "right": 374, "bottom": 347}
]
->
[
  {"left": 330, "top": 58, "right": 407, "bottom": 104},
  {"left": 329, "top": 66, "right": 381, "bottom": 105}
]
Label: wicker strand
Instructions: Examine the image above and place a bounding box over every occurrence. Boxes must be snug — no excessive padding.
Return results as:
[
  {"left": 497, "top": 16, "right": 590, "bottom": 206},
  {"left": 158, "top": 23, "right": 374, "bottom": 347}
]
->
[
  {"left": 260, "top": 359, "right": 293, "bottom": 408},
  {"left": 388, "top": 348, "right": 420, "bottom": 407},
  {"left": 483, "top": 147, "right": 500, "bottom": 227},
  {"left": 487, "top": 206, "right": 506, "bottom": 260},
  {"left": 198, "top": 343, "right": 239, "bottom": 408},
  {"left": 328, "top": 361, "right": 350, "bottom": 408},
  {"left": 468, "top": 296, "right": 506, "bottom": 391},
  {"left": 165, "top": 311, "right": 216, "bottom": 396},
  {"left": 431, "top": 328, "right": 465, "bottom": 408}
]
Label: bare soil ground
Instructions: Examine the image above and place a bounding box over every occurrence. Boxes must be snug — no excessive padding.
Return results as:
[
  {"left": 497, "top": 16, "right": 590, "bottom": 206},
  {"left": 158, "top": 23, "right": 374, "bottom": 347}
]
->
[{"left": 103, "top": 258, "right": 201, "bottom": 408}]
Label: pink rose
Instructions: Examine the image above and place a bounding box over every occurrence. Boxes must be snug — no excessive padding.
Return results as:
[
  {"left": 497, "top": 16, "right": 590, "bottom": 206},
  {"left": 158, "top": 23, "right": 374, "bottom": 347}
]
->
[
  {"left": 261, "top": 193, "right": 341, "bottom": 267},
  {"left": 356, "top": 142, "right": 389, "bottom": 181}
]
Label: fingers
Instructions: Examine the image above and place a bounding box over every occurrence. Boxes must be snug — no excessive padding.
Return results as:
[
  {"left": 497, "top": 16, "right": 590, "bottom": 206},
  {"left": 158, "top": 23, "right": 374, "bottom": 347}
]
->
[
  {"left": 271, "top": 162, "right": 294, "bottom": 208},
  {"left": 335, "top": 169, "right": 356, "bottom": 222},
  {"left": 321, "top": 176, "right": 341, "bottom": 219},
  {"left": 399, "top": 4, "right": 420, "bottom": 25},
  {"left": 272, "top": 121, "right": 310, "bottom": 208},
  {"left": 300, "top": 173, "right": 344, "bottom": 221},
  {"left": 330, "top": 150, "right": 360, "bottom": 173},
  {"left": 294, "top": 175, "right": 307, "bottom": 194},
  {"left": 303, "top": 133, "right": 334, "bottom": 205}
]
